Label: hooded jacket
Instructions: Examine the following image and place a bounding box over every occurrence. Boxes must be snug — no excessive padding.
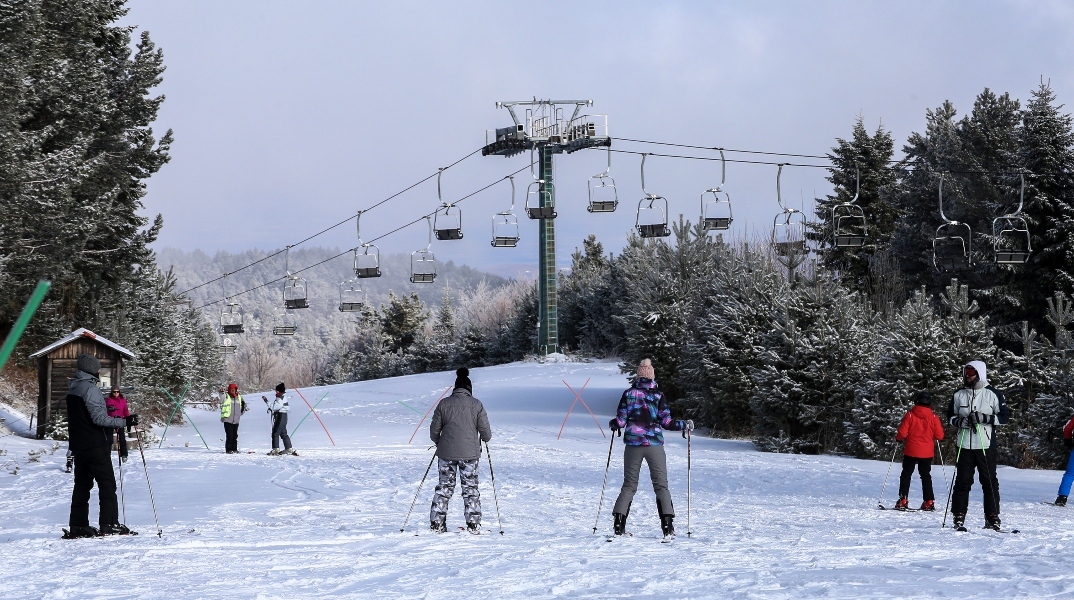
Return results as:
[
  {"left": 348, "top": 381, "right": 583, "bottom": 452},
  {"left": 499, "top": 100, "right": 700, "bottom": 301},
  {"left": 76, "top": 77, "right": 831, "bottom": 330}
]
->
[
  {"left": 896, "top": 404, "right": 945, "bottom": 458},
  {"left": 220, "top": 393, "right": 246, "bottom": 424},
  {"left": 430, "top": 388, "right": 491, "bottom": 461},
  {"left": 613, "top": 378, "right": 684, "bottom": 447},
  {"left": 947, "top": 360, "right": 1009, "bottom": 450},
  {"left": 66, "top": 370, "right": 127, "bottom": 452}
]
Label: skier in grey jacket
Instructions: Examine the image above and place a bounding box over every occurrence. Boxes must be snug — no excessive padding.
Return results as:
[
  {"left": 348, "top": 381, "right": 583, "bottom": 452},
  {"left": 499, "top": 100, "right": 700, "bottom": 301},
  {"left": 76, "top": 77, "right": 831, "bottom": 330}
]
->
[
  {"left": 947, "top": 360, "right": 1009, "bottom": 531},
  {"left": 429, "top": 368, "right": 492, "bottom": 534}
]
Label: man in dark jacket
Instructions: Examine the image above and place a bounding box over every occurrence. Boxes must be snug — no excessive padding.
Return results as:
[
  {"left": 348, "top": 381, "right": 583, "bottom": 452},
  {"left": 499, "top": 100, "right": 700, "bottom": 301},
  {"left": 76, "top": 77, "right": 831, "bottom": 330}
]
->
[
  {"left": 66, "top": 354, "right": 138, "bottom": 538},
  {"left": 429, "top": 368, "right": 492, "bottom": 534}
]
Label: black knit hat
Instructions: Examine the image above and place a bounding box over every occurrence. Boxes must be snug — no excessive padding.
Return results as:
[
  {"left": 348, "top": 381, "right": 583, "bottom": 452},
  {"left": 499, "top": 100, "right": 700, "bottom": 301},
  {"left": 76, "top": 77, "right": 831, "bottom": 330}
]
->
[
  {"left": 913, "top": 391, "right": 933, "bottom": 406},
  {"left": 454, "top": 368, "right": 472, "bottom": 393},
  {"left": 275, "top": 382, "right": 286, "bottom": 394},
  {"left": 76, "top": 354, "right": 100, "bottom": 376}
]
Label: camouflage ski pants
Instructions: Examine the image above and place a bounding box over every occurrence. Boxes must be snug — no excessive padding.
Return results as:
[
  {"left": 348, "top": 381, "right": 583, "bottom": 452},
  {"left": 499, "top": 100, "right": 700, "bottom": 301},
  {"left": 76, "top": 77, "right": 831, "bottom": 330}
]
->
[{"left": 430, "top": 458, "right": 481, "bottom": 525}]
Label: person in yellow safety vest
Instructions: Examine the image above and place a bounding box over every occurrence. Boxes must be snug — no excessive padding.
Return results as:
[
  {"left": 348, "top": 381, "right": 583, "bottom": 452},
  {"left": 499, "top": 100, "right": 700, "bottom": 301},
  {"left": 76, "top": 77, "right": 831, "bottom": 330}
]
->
[{"left": 220, "top": 383, "right": 248, "bottom": 454}]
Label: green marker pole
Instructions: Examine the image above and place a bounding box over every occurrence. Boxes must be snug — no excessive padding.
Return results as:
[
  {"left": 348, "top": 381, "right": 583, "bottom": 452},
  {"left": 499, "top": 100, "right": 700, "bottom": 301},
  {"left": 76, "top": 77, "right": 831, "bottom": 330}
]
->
[
  {"left": 290, "top": 391, "right": 330, "bottom": 437},
  {"left": 157, "top": 383, "right": 192, "bottom": 448},
  {"left": 0, "top": 280, "right": 51, "bottom": 373}
]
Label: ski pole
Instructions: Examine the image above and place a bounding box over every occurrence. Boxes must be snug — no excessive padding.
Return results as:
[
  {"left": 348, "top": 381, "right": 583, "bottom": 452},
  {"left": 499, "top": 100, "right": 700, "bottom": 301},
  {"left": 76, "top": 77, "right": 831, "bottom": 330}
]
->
[
  {"left": 133, "top": 423, "right": 162, "bottom": 537},
  {"left": 687, "top": 426, "right": 692, "bottom": 538},
  {"left": 936, "top": 440, "right": 949, "bottom": 501},
  {"left": 484, "top": 441, "right": 504, "bottom": 535},
  {"left": 876, "top": 444, "right": 899, "bottom": 509},
  {"left": 117, "top": 440, "right": 126, "bottom": 525},
  {"left": 401, "top": 451, "right": 437, "bottom": 533},
  {"left": 978, "top": 423, "right": 1001, "bottom": 520},
  {"left": 942, "top": 429, "right": 966, "bottom": 529},
  {"left": 592, "top": 429, "right": 620, "bottom": 534}
]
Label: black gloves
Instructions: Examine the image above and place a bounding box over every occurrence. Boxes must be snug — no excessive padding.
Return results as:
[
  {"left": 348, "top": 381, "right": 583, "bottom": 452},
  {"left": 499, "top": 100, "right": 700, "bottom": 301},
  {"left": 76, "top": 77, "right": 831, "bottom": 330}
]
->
[
  {"left": 953, "top": 413, "right": 994, "bottom": 429},
  {"left": 608, "top": 418, "right": 621, "bottom": 432},
  {"left": 952, "top": 416, "right": 970, "bottom": 429},
  {"left": 241, "top": 400, "right": 249, "bottom": 414},
  {"left": 678, "top": 420, "right": 695, "bottom": 438},
  {"left": 125, "top": 414, "right": 139, "bottom": 427}
]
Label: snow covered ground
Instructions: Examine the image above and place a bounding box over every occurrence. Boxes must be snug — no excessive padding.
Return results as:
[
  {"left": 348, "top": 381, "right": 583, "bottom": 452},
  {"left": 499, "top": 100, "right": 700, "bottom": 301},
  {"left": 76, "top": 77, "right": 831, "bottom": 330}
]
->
[{"left": 2, "top": 359, "right": 1074, "bottom": 598}]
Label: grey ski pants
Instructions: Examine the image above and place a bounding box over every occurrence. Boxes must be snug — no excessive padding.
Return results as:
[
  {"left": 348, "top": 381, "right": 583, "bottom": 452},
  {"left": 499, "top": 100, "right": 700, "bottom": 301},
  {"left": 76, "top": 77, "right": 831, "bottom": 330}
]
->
[
  {"left": 271, "top": 412, "right": 292, "bottom": 450},
  {"left": 613, "top": 444, "right": 674, "bottom": 517},
  {"left": 430, "top": 458, "right": 481, "bottom": 525}
]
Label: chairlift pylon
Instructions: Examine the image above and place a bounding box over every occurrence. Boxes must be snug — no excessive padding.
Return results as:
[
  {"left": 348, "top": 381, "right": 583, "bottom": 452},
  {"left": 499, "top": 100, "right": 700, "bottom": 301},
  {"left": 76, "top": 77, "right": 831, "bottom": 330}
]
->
[
  {"left": 272, "top": 307, "right": 296, "bottom": 336},
  {"left": 338, "top": 279, "right": 365, "bottom": 312},
  {"left": 492, "top": 175, "right": 520, "bottom": 248},
  {"left": 411, "top": 216, "right": 437, "bottom": 283},
  {"left": 282, "top": 246, "right": 310, "bottom": 309},
  {"left": 354, "top": 211, "right": 382, "bottom": 278},
  {"left": 993, "top": 172, "right": 1032, "bottom": 264},
  {"left": 933, "top": 173, "right": 972, "bottom": 271},
  {"left": 433, "top": 168, "right": 464, "bottom": 240},
  {"left": 588, "top": 145, "right": 619, "bottom": 213},
  {"left": 832, "top": 163, "right": 867, "bottom": 248},
  {"left": 526, "top": 149, "right": 557, "bottom": 219},
  {"left": 772, "top": 164, "right": 808, "bottom": 256},
  {"left": 636, "top": 154, "right": 670, "bottom": 238},
  {"left": 700, "top": 148, "right": 733, "bottom": 231}
]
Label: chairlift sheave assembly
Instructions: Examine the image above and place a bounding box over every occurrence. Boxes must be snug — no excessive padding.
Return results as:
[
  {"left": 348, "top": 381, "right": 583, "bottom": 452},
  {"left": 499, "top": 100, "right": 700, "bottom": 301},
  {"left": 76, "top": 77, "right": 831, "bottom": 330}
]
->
[
  {"left": 588, "top": 145, "right": 619, "bottom": 213},
  {"left": 700, "top": 148, "right": 733, "bottom": 231},
  {"left": 411, "top": 216, "right": 437, "bottom": 283},
  {"left": 525, "top": 149, "right": 557, "bottom": 219},
  {"left": 771, "top": 164, "right": 808, "bottom": 257},
  {"left": 492, "top": 175, "right": 520, "bottom": 248},
  {"left": 636, "top": 154, "right": 671, "bottom": 238},
  {"left": 354, "top": 212, "right": 382, "bottom": 278},
  {"left": 992, "top": 173, "right": 1031, "bottom": 264},
  {"left": 933, "top": 173, "right": 972, "bottom": 271},
  {"left": 338, "top": 279, "right": 366, "bottom": 312},
  {"left": 272, "top": 307, "right": 297, "bottom": 336},
  {"left": 281, "top": 246, "right": 310, "bottom": 309},
  {"left": 433, "top": 168, "right": 463, "bottom": 240},
  {"left": 832, "top": 163, "right": 867, "bottom": 248}
]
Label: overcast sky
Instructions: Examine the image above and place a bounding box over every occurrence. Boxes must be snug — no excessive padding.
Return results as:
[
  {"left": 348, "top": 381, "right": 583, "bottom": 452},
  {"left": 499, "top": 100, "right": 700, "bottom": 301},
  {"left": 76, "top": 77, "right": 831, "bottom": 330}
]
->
[{"left": 121, "top": 1, "right": 1074, "bottom": 278}]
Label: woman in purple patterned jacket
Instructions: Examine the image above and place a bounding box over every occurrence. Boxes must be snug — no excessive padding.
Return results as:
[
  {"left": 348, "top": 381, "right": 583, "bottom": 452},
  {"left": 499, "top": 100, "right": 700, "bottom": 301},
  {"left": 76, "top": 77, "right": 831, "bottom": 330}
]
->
[{"left": 608, "top": 358, "right": 693, "bottom": 539}]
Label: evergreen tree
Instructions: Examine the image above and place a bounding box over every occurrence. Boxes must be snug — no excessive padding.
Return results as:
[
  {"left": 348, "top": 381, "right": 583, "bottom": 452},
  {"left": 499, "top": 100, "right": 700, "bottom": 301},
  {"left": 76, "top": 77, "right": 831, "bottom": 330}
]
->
[{"left": 380, "top": 291, "right": 427, "bottom": 354}]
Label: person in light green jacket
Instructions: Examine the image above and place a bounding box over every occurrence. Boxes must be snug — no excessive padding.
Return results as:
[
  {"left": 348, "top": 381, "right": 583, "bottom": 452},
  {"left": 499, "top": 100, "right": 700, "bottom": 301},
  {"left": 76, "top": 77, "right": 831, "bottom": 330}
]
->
[{"left": 220, "top": 383, "right": 248, "bottom": 454}]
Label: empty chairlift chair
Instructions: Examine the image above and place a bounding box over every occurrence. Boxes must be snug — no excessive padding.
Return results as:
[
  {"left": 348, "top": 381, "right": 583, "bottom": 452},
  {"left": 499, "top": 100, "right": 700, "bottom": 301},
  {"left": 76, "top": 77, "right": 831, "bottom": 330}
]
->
[
  {"left": 526, "top": 148, "right": 557, "bottom": 220},
  {"left": 636, "top": 154, "right": 671, "bottom": 238},
  {"left": 338, "top": 279, "right": 365, "bottom": 312},
  {"left": 700, "top": 149, "right": 733, "bottom": 231},
  {"left": 353, "top": 212, "right": 382, "bottom": 278},
  {"left": 411, "top": 216, "right": 437, "bottom": 283},
  {"left": 832, "top": 163, "right": 867, "bottom": 248},
  {"left": 491, "top": 176, "right": 520, "bottom": 248},
  {"left": 281, "top": 246, "right": 309, "bottom": 309},
  {"left": 993, "top": 173, "right": 1032, "bottom": 264},
  {"left": 771, "top": 164, "right": 807, "bottom": 257},
  {"left": 272, "top": 308, "right": 297, "bottom": 336},
  {"left": 932, "top": 173, "right": 972, "bottom": 271},
  {"left": 588, "top": 146, "right": 619, "bottom": 213},
  {"left": 433, "top": 169, "right": 463, "bottom": 240},
  {"left": 220, "top": 300, "right": 244, "bottom": 334},
  {"left": 220, "top": 335, "right": 237, "bottom": 355}
]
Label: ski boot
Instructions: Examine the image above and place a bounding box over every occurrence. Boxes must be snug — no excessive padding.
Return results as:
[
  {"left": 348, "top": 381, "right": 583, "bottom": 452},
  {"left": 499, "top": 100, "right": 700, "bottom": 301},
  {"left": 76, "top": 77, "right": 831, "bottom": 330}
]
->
[
  {"left": 100, "top": 523, "right": 135, "bottom": 536},
  {"left": 430, "top": 519, "right": 447, "bottom": 534},
  {"left": 285, "top": 448, "right": 299, "bottom": 456},
  {"left": 894, "top": 496, "right": 909, "bottom": 511},
  {"left": 920, "top": 500, "right": 935, "bottom": 512},
  {"left": 984, "top": 515, "right": 1002, "bottom": 531},
  {"left": 466, "top": 522, "right": 481, "bottom": 535},
  {"left": 65, "top": 457, "right": 73, "bottom": 473},
  {"left": 1056, "top": 495, "right": 1068, "bottom": 507},
  {"left": 612, "top": 513, "right": 627, "bottom": 536},
  {"left": 267, "top": 449, "right": 281, "bottom": 456},
  {"left": 952, "top": 513, "right": 966, "bottom": 531},
  {"left": 62, "top": 525, "right": 99, "bottom": 539},
  {"left": 660, "top": 515, "right": 675, "bottom": 540}
]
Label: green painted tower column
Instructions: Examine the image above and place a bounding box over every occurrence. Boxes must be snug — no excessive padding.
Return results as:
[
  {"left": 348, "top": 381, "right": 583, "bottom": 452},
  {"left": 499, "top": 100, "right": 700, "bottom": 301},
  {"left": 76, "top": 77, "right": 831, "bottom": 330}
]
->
[{"left": 537, "top": 145, "right": 558, "bottom": 355}]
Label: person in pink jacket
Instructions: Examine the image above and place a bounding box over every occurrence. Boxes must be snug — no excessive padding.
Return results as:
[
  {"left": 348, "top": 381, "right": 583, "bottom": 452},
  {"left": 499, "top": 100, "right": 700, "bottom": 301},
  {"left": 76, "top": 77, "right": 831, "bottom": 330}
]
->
[{"left": 105, "top": 386, "right": 131, "bottom": 462}]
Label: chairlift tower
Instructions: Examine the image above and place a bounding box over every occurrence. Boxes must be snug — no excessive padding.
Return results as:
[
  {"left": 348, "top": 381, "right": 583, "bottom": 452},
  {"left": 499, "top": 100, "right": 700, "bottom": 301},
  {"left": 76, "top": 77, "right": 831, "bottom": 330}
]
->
[{"left": 483, "top": 99, "right": 611, "bottom": 355}]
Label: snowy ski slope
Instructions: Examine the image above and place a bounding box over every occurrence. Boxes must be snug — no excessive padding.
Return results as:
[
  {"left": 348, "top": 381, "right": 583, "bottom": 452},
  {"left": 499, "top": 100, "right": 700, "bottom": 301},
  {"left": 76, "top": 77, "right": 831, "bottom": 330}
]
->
[{"left": 1, "top": 359, "right": 1073, "bottom": 598}]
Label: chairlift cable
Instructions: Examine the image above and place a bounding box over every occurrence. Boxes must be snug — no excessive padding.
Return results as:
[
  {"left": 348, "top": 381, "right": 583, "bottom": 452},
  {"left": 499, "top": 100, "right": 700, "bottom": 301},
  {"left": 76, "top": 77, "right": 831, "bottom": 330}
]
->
[
  {"left": 193, "top": 160, "right": 535, "bottom": 310},
  {"left": 177, "top": 147, "right": 483, "bottom": 297}
]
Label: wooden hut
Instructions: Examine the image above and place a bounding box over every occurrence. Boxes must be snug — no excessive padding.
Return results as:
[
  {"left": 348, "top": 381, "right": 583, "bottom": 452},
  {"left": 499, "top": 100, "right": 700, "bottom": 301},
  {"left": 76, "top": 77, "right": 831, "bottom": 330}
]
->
[{"left": 30, "top": 328, "right": 135, "bottom": 439}]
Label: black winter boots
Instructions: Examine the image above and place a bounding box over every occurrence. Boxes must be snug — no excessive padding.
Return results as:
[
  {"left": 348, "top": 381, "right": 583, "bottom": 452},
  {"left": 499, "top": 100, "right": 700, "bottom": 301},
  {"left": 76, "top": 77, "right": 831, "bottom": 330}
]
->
[
  {"left": 660, "top": 514, "right": 675, "bottom": 538},
  {"left": 1056, "top": 495, "right": 1068, "bottom": 507},
  {"left": 984, "top": 515, "right": 1002, "bottom": 531},
  {"left": 612, "top": 513, "right": 627, "bottom": 536},
  {"left": 953, "top": 513, "right": 966, "bottom": 529}
]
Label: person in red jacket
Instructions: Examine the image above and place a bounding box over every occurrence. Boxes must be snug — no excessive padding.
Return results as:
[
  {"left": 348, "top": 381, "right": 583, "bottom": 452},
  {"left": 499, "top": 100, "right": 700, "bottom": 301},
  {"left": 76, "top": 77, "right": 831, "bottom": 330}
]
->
[
  {"left": 1054, "top": 415, "right": 1074, "bottom": 506},
  {"left": 105, "top": 386, "right": 131, "bottom": 463},
  {"left": 894, "top": 391, "right": 945, "bottom": 511}
]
